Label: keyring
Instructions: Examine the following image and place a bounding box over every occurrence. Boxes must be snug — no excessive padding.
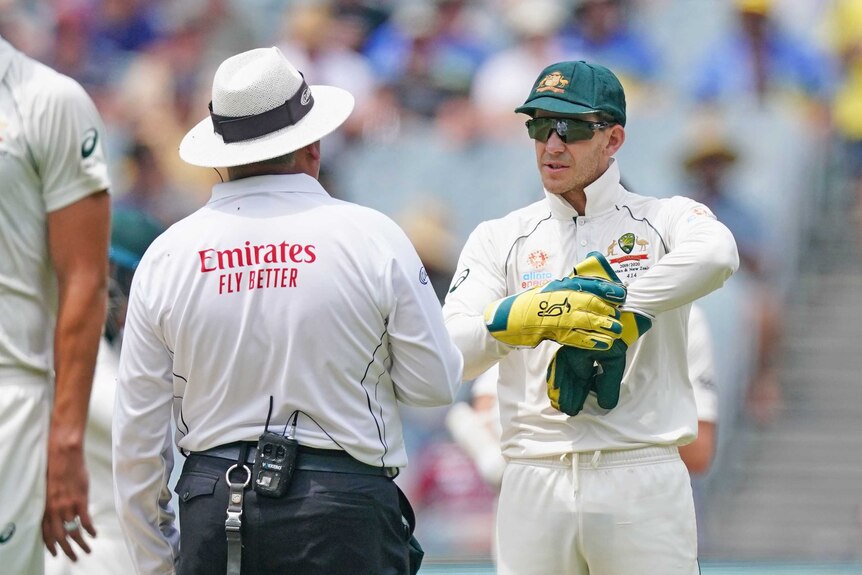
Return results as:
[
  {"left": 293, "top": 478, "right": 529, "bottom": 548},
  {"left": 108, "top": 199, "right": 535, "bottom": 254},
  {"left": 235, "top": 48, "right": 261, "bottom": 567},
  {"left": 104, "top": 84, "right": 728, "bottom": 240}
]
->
[{"left": 225, "top": 464, "right": 251, "bottom": 487}]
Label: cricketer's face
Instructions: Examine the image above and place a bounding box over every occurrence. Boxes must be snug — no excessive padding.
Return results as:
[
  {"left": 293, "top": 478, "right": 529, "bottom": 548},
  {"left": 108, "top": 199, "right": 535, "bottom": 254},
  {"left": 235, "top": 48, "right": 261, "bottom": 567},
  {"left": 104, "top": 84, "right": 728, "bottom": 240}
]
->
[{"left": 532, "top": 110, "right": 623, "bottom": 201}]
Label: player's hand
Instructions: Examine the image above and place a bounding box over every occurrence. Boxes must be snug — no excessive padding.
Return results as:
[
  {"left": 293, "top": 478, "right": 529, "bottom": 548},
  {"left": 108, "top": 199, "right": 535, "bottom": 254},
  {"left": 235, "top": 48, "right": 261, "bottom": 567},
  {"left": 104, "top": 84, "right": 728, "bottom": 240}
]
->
[
  {"left": 42, "top": 437, "right": 96, "bottom": 561},
  {"left": 545, "top": 252, "right": 653, "bottom": 415},
  {"left": 484, "top": 275, "right": 626, "bottom": 350},
  {"left": 546, "top": 313, "right": 651, "bottom": 415}
]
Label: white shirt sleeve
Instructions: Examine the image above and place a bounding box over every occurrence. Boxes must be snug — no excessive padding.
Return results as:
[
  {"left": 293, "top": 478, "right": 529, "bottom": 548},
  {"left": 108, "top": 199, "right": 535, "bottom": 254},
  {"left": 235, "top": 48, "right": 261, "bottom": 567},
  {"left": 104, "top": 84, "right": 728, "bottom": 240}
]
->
[
  {"left": 113, "top": 263, "right": 179, "bottom": 575},
  {"left": 442, "top": 222, "right": 513, "bottom": 380},
  {"left": 688, "top": 305, "right": 718, "bottom": 423},
  {"left": 380, "top": 220, "right": 464, "bottom": 406},
  {"left": 625, "top": 198, "right": 739, "bottom": 317},
  {"left": 26, "top": 71, "right": 110, "bottom": 211}
]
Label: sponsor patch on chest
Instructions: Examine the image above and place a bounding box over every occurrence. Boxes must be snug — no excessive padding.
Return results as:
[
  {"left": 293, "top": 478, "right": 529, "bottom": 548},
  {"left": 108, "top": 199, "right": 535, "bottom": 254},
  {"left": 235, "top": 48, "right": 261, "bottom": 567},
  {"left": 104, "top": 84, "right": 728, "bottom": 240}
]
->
[
  {"left": 605, "top": 232, "right": 652, "bottom": 282},
  {"left": 522, "top": 250, "right": 553, "bottom": 289}
]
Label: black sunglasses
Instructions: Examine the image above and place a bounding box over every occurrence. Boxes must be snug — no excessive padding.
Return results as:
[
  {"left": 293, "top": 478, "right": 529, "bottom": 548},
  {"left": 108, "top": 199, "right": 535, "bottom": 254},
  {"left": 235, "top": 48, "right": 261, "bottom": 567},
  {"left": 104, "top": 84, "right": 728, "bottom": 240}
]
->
[{"left": 526, "top": 117, "right": 611, "bottom": 143}]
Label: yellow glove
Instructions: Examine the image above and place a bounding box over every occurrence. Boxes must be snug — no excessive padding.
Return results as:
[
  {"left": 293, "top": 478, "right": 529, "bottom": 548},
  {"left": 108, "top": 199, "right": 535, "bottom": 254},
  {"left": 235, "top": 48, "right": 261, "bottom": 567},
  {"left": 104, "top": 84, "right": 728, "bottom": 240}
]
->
[{"left": 484, "top": 275, "right": 626, "bottom": 351}]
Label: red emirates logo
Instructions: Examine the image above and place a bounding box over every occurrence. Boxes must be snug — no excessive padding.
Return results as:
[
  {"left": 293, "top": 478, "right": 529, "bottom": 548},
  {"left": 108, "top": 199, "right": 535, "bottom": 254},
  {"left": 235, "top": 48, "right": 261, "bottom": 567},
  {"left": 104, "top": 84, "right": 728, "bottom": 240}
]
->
[{"left": 528, "top": 250, "right": 549, "bottom": 270}]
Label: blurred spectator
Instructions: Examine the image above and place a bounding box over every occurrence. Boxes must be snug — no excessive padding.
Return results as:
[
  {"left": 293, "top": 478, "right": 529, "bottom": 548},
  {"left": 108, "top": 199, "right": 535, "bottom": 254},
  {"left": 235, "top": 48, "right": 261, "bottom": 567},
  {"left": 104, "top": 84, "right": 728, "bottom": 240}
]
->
[
  {"left": 278, "top": 2, "right": 377, "bottom": 109},
  {"left": 470, "top": 0, "right": 570, "bottom": 136},
  {"left": 46, "top": 4, "right": 106, "bottom": 97},
  {"left": 682, "top": 134, "right": 762, "bottom": 274},
  {"left": 407, "top": 438, "right": 498, "bottom": 556},
  {"left": 681, "top": 126, "right": 782, "bottom": 425},
  {"left": 114, "top": 141, "right": 199, "bottom": 226},
  {"left": 331, "top": 0, "right": 390, "bottom": 51},
  {"left": 111, "top": 28, "right": 218, "bottom": 206},
  {"left": 90, "top": 0, "right": 160, "bottom": 54},
  {"left": 88, "top": 0, "right": 162, "bottom": 85},
  {"left": 277, "top": 1, "right": 379, "bottom": 158},
  {"left": 397, "top": 200, "right": 460, "bottom": 303},
  {"left": 690, "top": 0, "right": 834, "bottom": 121},
  {"left": 560, "top": 0, "right": 660, "bottom": 106},
  {"left": 168, "top": 0, "right": 257, "bottom": 72},
  {"left": 364, "top": 0, "right": 490, "bottom": 117},
  {"left": 823, "top": 0, "right": 862, "bottom": 227}
]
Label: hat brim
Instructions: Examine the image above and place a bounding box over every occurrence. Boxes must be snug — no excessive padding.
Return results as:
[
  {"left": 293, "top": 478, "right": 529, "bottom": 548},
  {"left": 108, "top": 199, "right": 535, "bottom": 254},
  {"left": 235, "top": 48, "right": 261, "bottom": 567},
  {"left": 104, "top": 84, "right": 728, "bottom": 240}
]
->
[
  {"left": 684, "top": 148, "right": 738, "bottom": 169},
  {"left": 514, "top": 96, "right": 599, "bottom": 117},
  {"left": 179, "top": 85, "right": 355, "bottom": 168}
]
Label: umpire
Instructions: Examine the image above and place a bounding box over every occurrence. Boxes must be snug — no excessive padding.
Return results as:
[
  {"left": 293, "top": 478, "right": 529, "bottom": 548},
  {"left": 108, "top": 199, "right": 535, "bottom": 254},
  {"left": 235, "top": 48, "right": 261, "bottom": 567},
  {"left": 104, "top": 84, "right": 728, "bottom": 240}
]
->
[{"left": 112, "top": 47, "right": 463, "bottom": 575}]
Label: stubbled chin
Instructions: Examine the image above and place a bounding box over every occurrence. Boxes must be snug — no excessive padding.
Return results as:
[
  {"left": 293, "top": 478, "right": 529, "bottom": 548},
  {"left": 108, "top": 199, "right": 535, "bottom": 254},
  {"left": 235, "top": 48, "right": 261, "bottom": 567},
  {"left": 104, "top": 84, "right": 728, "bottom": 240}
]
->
[{"left": 541, "top": 172, "right": 570, "bottom": 194}]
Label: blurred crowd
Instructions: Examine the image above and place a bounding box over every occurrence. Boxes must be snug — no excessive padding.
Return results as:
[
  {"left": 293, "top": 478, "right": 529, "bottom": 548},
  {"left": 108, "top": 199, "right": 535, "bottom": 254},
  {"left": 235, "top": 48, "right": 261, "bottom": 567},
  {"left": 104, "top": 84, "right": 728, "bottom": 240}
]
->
[{"left": 3, "top": 0, "right": 858, "bottom": 561}]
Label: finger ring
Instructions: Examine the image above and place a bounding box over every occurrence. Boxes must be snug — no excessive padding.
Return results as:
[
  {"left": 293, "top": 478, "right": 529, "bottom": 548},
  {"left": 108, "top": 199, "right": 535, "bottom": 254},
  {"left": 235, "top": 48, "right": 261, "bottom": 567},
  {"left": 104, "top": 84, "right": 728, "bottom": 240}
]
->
[{"left": 63, "top": 517, "right": 80, "bottom": 532}]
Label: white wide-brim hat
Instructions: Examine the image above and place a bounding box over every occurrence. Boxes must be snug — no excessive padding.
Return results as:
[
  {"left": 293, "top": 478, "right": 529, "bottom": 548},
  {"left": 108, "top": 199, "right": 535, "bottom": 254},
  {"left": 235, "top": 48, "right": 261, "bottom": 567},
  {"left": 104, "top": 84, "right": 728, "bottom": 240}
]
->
[{"left": 180, "top": 47, "right": 355, "bottom": 168}]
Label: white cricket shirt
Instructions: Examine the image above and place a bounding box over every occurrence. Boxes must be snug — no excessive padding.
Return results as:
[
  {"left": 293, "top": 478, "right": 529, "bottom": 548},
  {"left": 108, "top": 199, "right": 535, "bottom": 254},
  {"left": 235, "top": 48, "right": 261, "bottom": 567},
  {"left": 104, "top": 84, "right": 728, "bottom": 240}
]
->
[
  {"left": 0, "top": 37, "right": 110, "bottom": 379},
  {"left": 114, "top": 173, "right": 463, "bottom": 574},
  {"left": 443, "top": 160, "right": 737, "bottom": 459}
]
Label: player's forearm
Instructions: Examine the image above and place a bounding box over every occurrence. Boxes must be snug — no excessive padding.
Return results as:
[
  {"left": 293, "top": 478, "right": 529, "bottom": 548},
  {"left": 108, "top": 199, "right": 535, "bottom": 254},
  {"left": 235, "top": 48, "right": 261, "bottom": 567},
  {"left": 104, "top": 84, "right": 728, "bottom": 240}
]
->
[{"left": 51, "top": 273, "right": 107, "bottom": 444}]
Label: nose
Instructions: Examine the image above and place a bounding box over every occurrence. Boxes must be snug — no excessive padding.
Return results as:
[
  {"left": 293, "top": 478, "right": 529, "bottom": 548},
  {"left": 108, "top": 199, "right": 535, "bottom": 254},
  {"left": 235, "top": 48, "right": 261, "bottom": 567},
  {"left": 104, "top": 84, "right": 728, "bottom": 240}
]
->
[{"left": 545, "top": 130, "right": 566, "bottom": 152}]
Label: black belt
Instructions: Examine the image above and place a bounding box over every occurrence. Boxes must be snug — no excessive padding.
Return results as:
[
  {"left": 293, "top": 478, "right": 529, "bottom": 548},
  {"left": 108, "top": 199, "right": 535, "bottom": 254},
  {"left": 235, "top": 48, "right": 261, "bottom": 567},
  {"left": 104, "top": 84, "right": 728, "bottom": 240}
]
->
[{"left": 195, "top": 442, "right": 398, "bottom": 478}]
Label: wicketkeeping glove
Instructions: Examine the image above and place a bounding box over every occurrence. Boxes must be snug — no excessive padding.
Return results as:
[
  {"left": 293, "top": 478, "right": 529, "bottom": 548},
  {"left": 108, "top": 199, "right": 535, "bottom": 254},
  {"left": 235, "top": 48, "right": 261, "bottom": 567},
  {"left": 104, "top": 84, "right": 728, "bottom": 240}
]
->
[
  {"left": 546, "top": 252, "right": 653, "bottom": 416},
  {"left": 484, "top": 275, "right": 626, "bottom": 351}
]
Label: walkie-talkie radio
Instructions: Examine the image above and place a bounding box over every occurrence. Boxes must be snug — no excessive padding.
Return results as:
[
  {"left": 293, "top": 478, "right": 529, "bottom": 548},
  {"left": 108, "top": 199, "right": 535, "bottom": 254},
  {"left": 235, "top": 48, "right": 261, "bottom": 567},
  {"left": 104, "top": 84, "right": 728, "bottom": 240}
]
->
[{"left": 253, "top": 403, "right": 298, "bottom": 498}]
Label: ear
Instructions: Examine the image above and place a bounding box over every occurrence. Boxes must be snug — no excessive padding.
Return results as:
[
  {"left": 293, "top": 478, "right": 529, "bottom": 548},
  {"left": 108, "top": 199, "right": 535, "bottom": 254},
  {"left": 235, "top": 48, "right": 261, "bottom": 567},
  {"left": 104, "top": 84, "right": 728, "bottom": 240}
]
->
[
  {"left": 605, "top": 125, "right": 625, "bottom": 156},
  {"left": 305, "top": 141, "right": 321, "bottom": 161}
]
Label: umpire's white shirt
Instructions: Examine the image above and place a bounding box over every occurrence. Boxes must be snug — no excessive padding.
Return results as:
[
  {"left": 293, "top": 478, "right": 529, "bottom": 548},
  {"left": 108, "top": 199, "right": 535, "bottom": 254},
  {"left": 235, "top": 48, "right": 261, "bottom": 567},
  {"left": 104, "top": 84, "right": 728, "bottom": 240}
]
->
[
  {"left": 443, "top": 160, "right": 738, "bottom": 459},
  {"left": 113, "top": 174, "right": 463, "bottom": 575}
]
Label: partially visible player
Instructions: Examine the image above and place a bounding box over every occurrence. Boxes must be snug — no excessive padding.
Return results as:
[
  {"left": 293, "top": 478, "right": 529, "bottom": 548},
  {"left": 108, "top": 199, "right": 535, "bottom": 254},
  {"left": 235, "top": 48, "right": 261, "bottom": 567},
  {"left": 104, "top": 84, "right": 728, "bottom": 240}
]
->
[
  {"left": 447, "top": 303, "right": 720, "bottom": 489},
  {"left": 678, "top": 304, "right": 718, "bottom": 475},
  {"left": 45, "top": 209, "right": 164, "bottom": 575},
  {"left": 0, "top": 35, "right": 110, "bottom": 574}
]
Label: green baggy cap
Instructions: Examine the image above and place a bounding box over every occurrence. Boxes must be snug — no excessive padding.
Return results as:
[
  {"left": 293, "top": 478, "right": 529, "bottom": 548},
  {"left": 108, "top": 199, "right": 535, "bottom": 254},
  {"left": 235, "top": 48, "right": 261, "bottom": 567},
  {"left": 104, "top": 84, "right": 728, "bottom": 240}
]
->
[{"left": 515, "top": 60, "right": 627, "bottom": 126}]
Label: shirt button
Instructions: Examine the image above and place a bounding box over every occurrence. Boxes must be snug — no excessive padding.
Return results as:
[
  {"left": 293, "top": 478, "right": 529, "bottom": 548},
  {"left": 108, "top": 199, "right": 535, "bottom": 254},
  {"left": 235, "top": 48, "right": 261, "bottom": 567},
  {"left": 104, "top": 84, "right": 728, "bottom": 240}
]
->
[{"left": 580, "top": 240, "right": 587, "bottom": 247}]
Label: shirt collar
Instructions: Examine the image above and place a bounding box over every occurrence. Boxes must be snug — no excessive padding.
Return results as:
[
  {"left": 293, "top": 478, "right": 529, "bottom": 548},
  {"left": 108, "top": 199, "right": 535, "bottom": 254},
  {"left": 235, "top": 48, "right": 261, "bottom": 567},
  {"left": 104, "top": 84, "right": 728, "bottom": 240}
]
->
[
  {"left": 209, "top": 173, "right": 328, "bottom": 203},
  {"left": 544, "top": 158, "right": 624, "bottom": 219},
  {"left": 0, "top": 37, "right": 16, "bottom": 84}
]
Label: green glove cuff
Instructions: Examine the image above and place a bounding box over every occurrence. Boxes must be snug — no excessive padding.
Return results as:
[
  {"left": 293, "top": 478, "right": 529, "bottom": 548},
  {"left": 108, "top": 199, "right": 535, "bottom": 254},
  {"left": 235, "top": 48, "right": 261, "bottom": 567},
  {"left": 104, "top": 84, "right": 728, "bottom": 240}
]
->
[
  {"left": 620, "top": 311, "right": 653, "bottom": 346},
  {"left": 571, "top": 251, "right": 624, "bottom": 284}
]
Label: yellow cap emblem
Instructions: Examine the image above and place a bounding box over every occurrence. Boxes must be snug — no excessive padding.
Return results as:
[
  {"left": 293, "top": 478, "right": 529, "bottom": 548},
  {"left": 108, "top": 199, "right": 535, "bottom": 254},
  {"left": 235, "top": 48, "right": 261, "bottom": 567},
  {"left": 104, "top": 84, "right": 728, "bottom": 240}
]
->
[{"left": 536, "top": 71, "right": 569, "bottom": 93}]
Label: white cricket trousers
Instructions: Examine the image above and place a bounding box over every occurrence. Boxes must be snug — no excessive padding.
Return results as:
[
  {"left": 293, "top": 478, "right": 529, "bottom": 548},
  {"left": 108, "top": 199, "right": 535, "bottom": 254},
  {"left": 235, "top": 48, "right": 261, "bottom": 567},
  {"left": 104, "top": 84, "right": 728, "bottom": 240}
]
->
[
  {"left": 496, "top": 446, "right": 698, "bottom": 575},
  {"left": 0, "top": 373, "right": 51, "bottom": 575}
]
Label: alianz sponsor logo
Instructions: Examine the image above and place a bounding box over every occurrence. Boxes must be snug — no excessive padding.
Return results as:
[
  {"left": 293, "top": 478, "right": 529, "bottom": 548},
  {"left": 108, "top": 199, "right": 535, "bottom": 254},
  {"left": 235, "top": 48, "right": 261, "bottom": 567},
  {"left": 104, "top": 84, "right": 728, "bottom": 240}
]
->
[{"left": 521, "top": 270, "right": 553, "bottom": 289}]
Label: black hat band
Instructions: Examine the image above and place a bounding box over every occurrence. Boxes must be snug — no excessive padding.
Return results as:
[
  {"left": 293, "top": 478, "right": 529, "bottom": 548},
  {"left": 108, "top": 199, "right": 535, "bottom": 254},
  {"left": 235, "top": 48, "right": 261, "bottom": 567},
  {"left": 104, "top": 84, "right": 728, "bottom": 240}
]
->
[{"left": 209, "top": 80, "right": 314, "bottom": 143}]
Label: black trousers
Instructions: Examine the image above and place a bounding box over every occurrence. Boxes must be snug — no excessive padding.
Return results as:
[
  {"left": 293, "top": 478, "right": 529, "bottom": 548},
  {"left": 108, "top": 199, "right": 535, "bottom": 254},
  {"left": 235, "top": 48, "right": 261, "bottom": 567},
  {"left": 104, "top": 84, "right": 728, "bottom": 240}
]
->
[{"left": 174, "top": 452, "right": 410, "bottom": 575}]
